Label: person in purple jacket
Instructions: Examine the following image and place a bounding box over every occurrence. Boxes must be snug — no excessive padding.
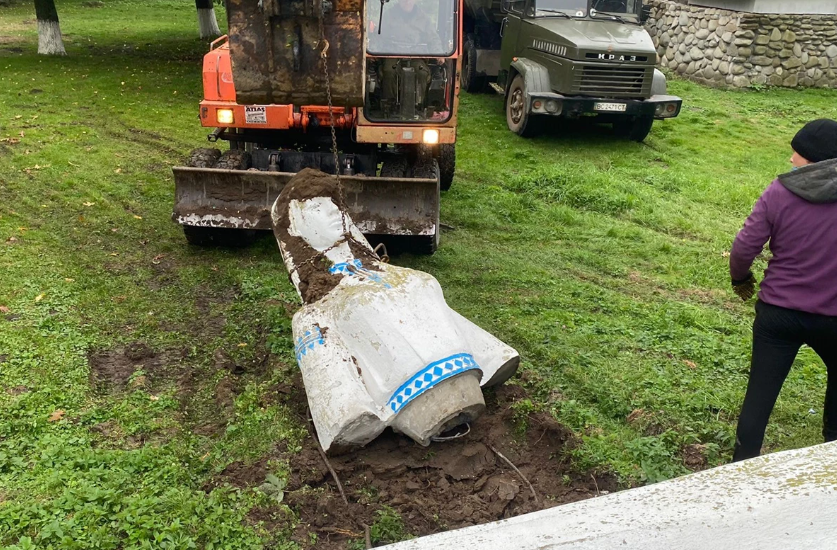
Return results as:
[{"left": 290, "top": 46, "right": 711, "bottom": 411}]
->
[{"left": 729, "top": 118, "right": 837, "bottom": 461}]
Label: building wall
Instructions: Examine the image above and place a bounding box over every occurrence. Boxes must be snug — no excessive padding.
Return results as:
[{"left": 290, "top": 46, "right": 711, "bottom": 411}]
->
[{"left": 645, "top": 0, "right": 837, "bottom": 88}]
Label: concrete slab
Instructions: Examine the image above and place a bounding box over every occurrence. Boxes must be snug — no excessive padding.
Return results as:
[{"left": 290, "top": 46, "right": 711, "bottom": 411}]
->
[{"left": 382, "top": 442, "right": 837, "bottom": 550}]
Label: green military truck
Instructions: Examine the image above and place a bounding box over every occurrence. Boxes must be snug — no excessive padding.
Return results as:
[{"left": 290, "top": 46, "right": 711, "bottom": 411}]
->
[{"left": 461, "top": 0, "right": 681, "bottom": 140}]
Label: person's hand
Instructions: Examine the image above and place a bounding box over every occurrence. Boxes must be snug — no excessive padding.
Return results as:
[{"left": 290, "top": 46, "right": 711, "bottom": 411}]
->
[{"left": 732, "top": 272, "right": 757, "bottom": 301}]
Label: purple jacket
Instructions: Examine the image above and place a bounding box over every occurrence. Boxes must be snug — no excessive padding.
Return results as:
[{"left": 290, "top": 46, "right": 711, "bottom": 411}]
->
[{"left": 730, "top": 158, "right": 837, "bottom": 316}]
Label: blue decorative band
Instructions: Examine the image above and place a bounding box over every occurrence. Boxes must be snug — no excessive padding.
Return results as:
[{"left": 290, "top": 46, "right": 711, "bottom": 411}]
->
[
  {"left": 329, "top": 259, "right": 391, "bottom": 288},
  {"left": 295, "top": 326, "right": 325, "bottom": 361},
  {"left": 387, "top": 353, "right": 481, "bottom": 414}
]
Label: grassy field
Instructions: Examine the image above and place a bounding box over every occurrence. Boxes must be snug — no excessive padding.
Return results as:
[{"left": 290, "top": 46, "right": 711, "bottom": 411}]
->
[{"left": 2, "top": 0, "right": 837, "bottom": 547}]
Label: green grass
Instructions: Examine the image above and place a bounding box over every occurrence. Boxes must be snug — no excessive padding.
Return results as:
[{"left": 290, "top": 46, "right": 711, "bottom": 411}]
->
[{"left": 2, "top": 0, "right": 837, "bottom": 546}]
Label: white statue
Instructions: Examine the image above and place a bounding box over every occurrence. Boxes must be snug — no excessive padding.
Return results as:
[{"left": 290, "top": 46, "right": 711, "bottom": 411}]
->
[{"left": 272, "top": 169, "right": 519, "bottom": 453}]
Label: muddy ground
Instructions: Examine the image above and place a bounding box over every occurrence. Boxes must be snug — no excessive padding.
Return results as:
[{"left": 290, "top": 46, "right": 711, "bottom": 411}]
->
[
  {"left": 218, "top": 377, "right": 617, "bottom": 548},
  {"left": 89, "top": 341, "right": 617, "bottom": 549}
]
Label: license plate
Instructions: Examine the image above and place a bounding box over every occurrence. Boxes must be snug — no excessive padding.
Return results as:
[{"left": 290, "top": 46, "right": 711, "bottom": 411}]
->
[{"left": 594, "top": 102, "right": 627, "bottom": 112}]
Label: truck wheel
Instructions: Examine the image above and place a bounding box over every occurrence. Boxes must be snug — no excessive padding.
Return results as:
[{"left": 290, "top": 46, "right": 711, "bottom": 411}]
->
[
  {"left": 438, "top": 144, "right": 455, "bottom": 191},
  {"left": 506, "top": 75, "right": 542, "bottom": 137},
  {"left": 215, "top": 149, "right": 252, "bottom": 170},
  {"left": 461, "top": 35, "right": 488, "bottom": 93},
  {"left": 613, "top": 115, "right": 654, "bottom": 142},
  {"left": 187, "top": 148, "right": 221, "bottom": 168}
]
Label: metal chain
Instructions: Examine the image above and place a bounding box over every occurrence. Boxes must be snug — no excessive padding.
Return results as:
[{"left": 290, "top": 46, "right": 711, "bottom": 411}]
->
[{"left": 285, "top": 5, "right": 381, "bottom": 283}]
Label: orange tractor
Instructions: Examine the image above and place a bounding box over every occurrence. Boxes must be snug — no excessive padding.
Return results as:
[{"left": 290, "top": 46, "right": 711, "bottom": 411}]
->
[{"left": 172, "top": 0, "right": 463, "bottom": 253}]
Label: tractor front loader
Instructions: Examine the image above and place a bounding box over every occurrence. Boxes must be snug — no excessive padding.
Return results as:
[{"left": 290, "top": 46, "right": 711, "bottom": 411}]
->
[{"left": 172, "top": 0, "right": 463, "bottom": 253}]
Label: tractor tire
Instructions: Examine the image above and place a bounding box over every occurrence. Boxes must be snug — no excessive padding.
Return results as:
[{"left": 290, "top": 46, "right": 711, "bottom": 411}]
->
[
  {"left": 506, "top": 75, "right": 542, "bottom": 138},
  {"left": 215, "top": 149, "right": 252, "bottom": 170},
  {"left": 182, "top": 225, "right": 258, "bottom": 248},
  {"left": 461, "top": 34, "right": 489, "bottom": 93},
  {"left": 187, "top": 147, "right": 222, "bottom": 168},
  {"left": 181, "top": 148, "right": 257, "bottom": 248},
  {"left": 613, "top": 115, "right": 654, "bottom": 142},
  {"left": 380, "top": 157, "right": 408, "bottom": 178},
  {"left": 438, "top": 144, "right": 455, "bottom": 191}
]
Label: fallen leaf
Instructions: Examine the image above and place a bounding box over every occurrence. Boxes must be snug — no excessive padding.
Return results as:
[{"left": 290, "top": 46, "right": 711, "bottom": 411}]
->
[
  {"left": 683, "top": 360, "right": 697, "bottom": 369},
  {"left": 237, "top": 343, "right": 248, "bottom": 348},
  {"left": 151, "top": 254, "right": 165, "bottom": 265},
  {"left": 0, "top": 306, "right": 9, "bottom": 313},
  {"left": 133, "top": 215, "right": 142, "bottom": 220},
  {"left": 149, "top": 395, "right": 160, "bottom": 401},
  {"left": 114, "top": 168, "right": 122, "bottom": 174},
  {"left": 6, "top": 236, "right": 18, "bottom": 243},
  {"left": 48, "top": 409, "right": 66, "bottom": 422},
  {"left": 68, "top": 161, "right": 78, "bottom": 167},
  {"left": 64, "top": 278, "right": 75, "bottom": 283},
  {"left": 14, "top": 115, "right": 22, "bottom": 119},
  {"left": 109, "top": 252, "right": 118, "bottom": 256},
  {"left": 35, "top": 293, "right": 45, "bottom": 302},
  {"left": 83, "top": 202, "right": 95, "bottom": 207},
  {"left": 211, "top": 266, "right": 219, "bottom": 272}
]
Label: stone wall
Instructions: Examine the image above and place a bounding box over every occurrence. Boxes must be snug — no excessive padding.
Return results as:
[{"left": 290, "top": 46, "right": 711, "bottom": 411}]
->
[{"left": 645, "top": 0, "right": 837, "bottom": 88}]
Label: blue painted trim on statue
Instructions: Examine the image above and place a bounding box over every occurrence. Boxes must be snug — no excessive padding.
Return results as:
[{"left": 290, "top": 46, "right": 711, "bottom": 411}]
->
[
  {"left": 387, "top": 353, "right": 481, "bottom": 414},
  {"left": 295, "top": 326, "right": 325, "bottom": 361},
  {"left": 329, "top": 259, "right": 391, "bottom": 288}
]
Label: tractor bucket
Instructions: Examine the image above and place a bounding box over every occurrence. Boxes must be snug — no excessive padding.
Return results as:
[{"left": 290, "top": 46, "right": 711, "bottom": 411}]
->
[{"left": 171, "top": 167, "right": 439, "bottom": 239}]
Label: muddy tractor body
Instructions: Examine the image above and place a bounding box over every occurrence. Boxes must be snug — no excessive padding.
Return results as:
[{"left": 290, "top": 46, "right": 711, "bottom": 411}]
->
[
  {"left": 172, "top": 0, "right": 463, "bottom": 252},
  {"left": 461, "top": 0, "right": 681, "bottom": 140}
]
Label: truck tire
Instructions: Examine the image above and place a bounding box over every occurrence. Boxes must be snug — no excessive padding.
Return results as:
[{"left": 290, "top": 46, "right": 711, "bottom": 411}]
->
[
  {"left": 438, "top": 144, "right": 455, "bottom": 191},
  {"left": 613, "top": 115, "right": 654, "bottom": 142},
  {"left": 215, "top": 149, "right": 252, "bottom": 170},
  {"left": 187, "top": 148, "right": 222, "bottom": 168},
  {"left": 182, "top": 147, "right": 257, "bottom": 247},
  {"left": 506, "top": 74, "right": 542, "bottom": 137},
  {"left": 461, "top": 35, "right": 488, "bottom": 93}
]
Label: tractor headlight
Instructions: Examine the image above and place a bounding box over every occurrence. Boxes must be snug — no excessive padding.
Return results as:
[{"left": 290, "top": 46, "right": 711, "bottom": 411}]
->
[
  {"left": 216, "top": 108, "right": 234, "bottom": 124},
  {"left": 422, "top": 129, "right": 439, "bottom": 145}
]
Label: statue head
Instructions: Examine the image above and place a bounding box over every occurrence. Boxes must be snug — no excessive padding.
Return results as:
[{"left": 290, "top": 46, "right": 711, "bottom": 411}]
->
[{"left": 271, "top": 169, "right": 377, "bottom": 303}]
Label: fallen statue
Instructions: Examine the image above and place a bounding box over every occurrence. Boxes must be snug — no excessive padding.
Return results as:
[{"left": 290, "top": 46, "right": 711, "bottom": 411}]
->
[{"left": 271, "top": 169, "right": 519, "bottom": 452}]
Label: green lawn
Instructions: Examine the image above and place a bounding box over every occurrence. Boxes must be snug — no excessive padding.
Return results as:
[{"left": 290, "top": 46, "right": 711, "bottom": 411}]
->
[{"left": 2, "top": 0, "right": 837, "bottom": 547}]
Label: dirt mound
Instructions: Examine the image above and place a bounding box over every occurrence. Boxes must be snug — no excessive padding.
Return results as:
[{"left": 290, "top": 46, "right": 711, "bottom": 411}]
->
[{"left": 217, "top": 383, "right": 617, "bottom": 549}]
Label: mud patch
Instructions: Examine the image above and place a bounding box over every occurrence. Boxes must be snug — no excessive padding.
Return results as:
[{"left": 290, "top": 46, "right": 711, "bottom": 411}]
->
[
  {"left": 87, "top": 342, "right": 187, "bottom": 392},
  {"left": 214, "top": 383, "right": 616, "bottom": 549}
]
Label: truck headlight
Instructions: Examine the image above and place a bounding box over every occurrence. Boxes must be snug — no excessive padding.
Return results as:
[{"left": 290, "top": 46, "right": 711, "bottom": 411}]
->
[
  {"left": 422, "top": 129, "right": 439, "bottom": 144},
  {"left": 655, "top": 103, "right": 678, "bottom": 118},
  {"left": 216, "top": 108, "right": 234, "bottom": 124},
  {"left": 545, "top": 100, "right": 560, "bottom": 114}
]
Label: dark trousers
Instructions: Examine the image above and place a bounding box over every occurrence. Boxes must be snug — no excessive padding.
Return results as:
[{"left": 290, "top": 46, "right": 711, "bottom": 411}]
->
[{"left": 733, "top": 300, "right": 837, "bottom": 461}]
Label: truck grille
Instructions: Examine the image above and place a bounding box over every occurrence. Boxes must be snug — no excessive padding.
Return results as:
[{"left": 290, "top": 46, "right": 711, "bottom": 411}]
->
[{"left": 571, "top": 64, "right": 651, "bottom": 98}]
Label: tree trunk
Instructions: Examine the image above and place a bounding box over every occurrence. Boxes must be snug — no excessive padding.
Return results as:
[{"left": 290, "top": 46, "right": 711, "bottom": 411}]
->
[
  {"left": 195, "top": 0, "right": 221, "bottom": 39},
  {"left": 34, "top": 0, "right": 66, "bottom": 55}
]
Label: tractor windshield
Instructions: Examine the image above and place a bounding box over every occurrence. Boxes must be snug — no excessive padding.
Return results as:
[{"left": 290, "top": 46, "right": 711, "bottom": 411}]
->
[{"left": 366, "top": 0, "right": 457, "bottom": 56}]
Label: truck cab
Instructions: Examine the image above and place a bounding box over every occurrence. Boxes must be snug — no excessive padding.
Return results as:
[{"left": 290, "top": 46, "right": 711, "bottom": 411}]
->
[{"left": 462, "top": 0, "right": 681, "bottom": 139}]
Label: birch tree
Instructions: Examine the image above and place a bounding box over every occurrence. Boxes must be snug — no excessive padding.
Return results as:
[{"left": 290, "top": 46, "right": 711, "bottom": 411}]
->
[
  {"left": 196, "top": 0, "right": 221, "bottom": 39},
  {"left": 35, "top": 0, "right": 66, "bottom": 55}
]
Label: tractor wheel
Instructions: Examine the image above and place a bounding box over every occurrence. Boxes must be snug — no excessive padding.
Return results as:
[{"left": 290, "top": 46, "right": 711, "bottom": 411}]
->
[
  {"left": 380, "top": 156, "right": 408, "bottom": 178},
  {"left": 506, "top": 74, "right": 542, "bottom": 137},
  {"left": 461, "top": 34, "right": 488, "bottom": 93},
  {"left": 182, "top": 225, "right": 258, "bottom": 247},
  {"left": 187, "top": 147, "right": 222, "bottom": 168},
  {"left": 215, "top": 149, "right": 252, "bottom": 170},
  {"left": 181, "top": 148, "right": 257, "bottom": 247},
  {"left": 613, "top": 115, "right": 654, "bottom": 142},
  {"left": 438, "top": 144, "right": 455, "bottom": 191}
]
